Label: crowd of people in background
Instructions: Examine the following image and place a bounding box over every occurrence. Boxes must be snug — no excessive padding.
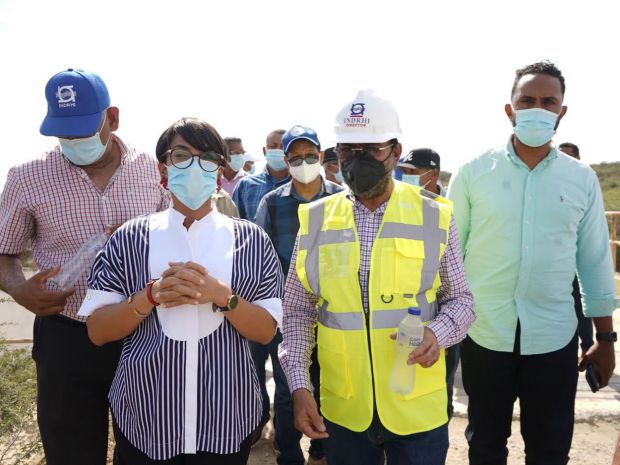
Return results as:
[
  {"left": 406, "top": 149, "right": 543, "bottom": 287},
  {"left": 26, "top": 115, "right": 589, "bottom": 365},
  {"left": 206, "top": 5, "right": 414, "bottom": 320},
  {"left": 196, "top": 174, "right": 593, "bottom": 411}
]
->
[{"left": 0, "top": 61, "right": 616, "bottom": 465}]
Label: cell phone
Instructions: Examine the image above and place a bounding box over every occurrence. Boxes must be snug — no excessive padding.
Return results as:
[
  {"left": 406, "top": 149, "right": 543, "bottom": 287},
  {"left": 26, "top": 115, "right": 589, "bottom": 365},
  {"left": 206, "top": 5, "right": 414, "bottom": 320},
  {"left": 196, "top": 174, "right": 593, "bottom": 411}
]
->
[{"left": 585, "top": 362, "right": 601, "bottom": 393}]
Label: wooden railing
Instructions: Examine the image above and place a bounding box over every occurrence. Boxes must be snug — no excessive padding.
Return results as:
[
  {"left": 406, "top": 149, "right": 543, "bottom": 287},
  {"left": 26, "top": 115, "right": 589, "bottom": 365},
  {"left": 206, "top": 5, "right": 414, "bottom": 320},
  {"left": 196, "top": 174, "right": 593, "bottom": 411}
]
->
[{"left": 607, "top": 211, "right": 620, "bottom": 273}]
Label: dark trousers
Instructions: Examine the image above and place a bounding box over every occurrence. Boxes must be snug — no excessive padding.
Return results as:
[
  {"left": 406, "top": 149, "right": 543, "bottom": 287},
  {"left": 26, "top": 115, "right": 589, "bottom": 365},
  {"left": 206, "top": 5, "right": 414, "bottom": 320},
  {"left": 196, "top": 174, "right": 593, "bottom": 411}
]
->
[
  {"left": 573, "top": 276, "right": 593, "bottom": 352},
  {"left": 250, "top": 329, "right": 304, "bottom": 465},
  {"left": 113, "top": 419, "right": 252, "bottom": 464},
  {"left": 32, "top": 314, "right": 121, "bottom": 465},
  {"left": 445, "top": 343, "right": 461, "bottom": 419},
  {"left": 461, "top": 331, "right": 578, "bottom": 465},
  {"left": 323, "top": 415, "right": 448, "bottom": 465}
]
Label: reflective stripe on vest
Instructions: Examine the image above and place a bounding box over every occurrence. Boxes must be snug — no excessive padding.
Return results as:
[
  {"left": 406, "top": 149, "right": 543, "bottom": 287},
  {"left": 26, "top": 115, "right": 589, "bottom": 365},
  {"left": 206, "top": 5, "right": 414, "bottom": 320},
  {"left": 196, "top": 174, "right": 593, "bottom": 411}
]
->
[
  {"left": 299, "top": 200, "right": 355, "bottom": 296},
  {"left": 379, "top": 199, "right": 446, "bottom": 322},
  {"left": 301, "top": 196, "right": 444, "bottom": 322},
  {"left": 318, "top": 301, "right": 439, "bottom": 330}
]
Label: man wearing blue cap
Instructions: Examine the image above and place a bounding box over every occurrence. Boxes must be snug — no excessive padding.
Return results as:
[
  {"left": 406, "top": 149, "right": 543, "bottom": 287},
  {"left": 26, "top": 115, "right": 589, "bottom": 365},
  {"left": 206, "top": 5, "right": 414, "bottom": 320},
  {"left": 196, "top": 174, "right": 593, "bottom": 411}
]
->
[
  {"left": 256, "top": 126, "right": 342, "bottom": 464},
  {"left": 0, "top": 68, "right": 168, "bottom": 464}
]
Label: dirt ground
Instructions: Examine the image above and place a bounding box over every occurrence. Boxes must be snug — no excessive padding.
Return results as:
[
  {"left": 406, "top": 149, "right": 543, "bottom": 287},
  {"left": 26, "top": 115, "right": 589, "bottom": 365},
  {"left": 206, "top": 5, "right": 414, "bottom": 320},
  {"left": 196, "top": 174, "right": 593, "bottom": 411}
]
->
[{"left": 247, "top": 416, "right": 620, "bottom": 465}]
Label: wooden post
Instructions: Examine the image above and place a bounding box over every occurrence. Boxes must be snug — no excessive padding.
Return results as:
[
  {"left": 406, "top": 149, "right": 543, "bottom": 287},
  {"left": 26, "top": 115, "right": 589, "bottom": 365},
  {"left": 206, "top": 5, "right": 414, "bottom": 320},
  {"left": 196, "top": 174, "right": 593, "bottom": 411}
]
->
[
  {"left": 612, "top": 431, "right": 620, "bottom": 465},
  {"left": 606, "top": 212, "right": 619, "bottom": 272}
]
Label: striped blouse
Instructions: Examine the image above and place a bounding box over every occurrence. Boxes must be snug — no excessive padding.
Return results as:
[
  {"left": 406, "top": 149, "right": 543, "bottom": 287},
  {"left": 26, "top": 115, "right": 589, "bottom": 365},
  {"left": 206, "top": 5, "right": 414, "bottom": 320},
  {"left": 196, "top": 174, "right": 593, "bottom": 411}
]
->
[{"left": 78, "top": 206, "right": 284, "bottom": 460}]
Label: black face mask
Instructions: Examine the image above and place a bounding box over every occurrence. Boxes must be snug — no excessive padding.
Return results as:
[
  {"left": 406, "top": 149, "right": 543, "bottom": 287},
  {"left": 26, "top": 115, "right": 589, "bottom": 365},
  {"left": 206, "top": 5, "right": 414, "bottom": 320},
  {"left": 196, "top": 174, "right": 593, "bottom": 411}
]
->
[{"left": 341, "top": 152, "right": 389, "bottom": 195}]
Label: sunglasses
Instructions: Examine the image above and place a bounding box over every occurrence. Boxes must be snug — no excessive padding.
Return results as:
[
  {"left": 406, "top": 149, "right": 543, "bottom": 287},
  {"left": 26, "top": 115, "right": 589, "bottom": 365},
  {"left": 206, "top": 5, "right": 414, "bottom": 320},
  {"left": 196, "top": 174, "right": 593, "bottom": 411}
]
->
[
  {"left": 287, "top": 153, "right": 320, "bottom": 167},
  {"left": 335, "top": 144, "right": 394, "bottom": 161}
]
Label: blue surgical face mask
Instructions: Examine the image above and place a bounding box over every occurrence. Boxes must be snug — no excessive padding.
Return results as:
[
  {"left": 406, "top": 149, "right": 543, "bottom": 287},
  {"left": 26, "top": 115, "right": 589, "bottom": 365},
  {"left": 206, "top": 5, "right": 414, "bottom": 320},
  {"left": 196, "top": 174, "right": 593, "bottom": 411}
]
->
[
  {"left": 167, "top": 161, "right": 218, "bottom": 210},
  {"left": 229, "top": 154, "right": 246, "bottom": 172},
  {"left": 248, "top": 164, "right": 256, "bottom": 174},
  {"left": 402, "top": 174, "right": 421, "bottom": 186},
  {"left": 513, "top": 108, "right": 558, "bottom": 148},
  {"left": 59, "top": 114, "right": 110, "bottom": 166},
  {"left": 334, "top": 169, "right": 344, "bottom": 184},
  {"left": 402, "top": 170, "right": 431, "bottom": 188},
  {"left": 265, "top": 149, "right": 287, "bottom": 171}
]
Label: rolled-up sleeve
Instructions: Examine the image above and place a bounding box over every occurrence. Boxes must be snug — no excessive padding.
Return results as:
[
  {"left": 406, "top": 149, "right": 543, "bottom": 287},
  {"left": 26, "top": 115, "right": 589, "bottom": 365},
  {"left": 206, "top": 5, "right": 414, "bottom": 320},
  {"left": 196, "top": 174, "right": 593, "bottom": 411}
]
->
[{"left": 576, "top": 172, "right": 616, "bottom": 317}]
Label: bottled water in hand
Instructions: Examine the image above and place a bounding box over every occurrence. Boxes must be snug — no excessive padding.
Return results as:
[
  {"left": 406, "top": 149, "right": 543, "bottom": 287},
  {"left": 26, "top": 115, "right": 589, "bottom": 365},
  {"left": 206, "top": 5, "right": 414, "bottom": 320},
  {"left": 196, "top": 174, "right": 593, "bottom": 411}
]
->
[
  {"left": 389, "top": 307, "right": 424, "bottom": 395},
  {"left": 49, "top": 233, "right": 109, "bottom": 291}
]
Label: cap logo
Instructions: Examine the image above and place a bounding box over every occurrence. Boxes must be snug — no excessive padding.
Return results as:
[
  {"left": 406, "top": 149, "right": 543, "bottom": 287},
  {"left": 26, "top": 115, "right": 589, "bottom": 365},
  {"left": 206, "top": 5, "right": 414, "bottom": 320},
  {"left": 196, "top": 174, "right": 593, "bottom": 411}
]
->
[
  {"left": 350, "top": 103, "right": 365, "bottom": 117},
  {"left": 291, "top": 126, "right": 305, "bottom": 136},
  {"left": 56, "top": 85, "right": 76, "bottom": 108},
  {"left": 345, "top": 102, "right": 370, "bottom": 128}
]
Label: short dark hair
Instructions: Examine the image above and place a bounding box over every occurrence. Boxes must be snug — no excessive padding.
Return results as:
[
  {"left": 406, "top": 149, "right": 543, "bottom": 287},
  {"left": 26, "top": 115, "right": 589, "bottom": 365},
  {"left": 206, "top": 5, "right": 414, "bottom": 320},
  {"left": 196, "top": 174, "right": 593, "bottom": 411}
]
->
[
  {"left": 511, "top": 61, "right": 566, "bottom": 98},
  {"left": 559, "top": 142, "right": 580, "bottom": 158},
  {"left": 156, "top": 117, "right": 228, "bottom": 164},
  {"left": 266, "top": 129, "right": 286, "bottom": 144},
  {"left": 224, "top": 137, "right": 242, "bottom": 146}
]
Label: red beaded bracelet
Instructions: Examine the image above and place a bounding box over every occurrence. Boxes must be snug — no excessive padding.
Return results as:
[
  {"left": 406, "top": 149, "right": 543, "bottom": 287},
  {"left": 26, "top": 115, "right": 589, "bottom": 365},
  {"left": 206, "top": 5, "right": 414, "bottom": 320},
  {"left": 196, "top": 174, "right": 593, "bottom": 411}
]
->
[{"left": 146, "top": 279, "right": 159, "bottom": 307}]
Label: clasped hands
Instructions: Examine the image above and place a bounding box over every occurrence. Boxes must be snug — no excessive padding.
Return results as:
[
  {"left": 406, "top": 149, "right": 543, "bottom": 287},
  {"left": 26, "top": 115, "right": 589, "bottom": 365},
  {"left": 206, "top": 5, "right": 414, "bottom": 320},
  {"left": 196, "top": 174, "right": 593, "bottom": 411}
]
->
[{"left": 152, "top": 261, "right": 230, "bottom": 309}]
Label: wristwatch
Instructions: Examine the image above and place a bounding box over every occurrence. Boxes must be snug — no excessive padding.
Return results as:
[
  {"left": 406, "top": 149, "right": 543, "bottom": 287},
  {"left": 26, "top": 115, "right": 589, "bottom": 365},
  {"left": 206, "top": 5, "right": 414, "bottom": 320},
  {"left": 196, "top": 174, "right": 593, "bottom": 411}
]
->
[
  {"left": 595, "top": 331, "right": 617, "bottom": 343},
  {"left": 214, "top": 294, "right": 239, "bottom": 312}
]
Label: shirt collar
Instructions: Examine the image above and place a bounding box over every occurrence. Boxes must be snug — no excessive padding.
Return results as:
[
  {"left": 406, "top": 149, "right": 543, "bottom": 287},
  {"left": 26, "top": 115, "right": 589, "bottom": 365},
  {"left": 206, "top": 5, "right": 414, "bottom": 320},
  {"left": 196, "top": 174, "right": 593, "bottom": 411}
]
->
[
  {"left": 505, "top": 135, "right": 560, "bottom": 169},
  {"left": 168, "top": 202, "right": 221, "bottom": 231},
  {"left": 345, "top": 188, "right": 389, "bottom": 215}
]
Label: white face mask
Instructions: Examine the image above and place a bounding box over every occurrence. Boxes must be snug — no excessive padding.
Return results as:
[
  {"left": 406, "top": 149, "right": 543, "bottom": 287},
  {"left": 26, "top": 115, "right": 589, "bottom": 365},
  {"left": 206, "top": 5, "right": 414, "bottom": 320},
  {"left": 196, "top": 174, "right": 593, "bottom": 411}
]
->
[{"left": 289, "top": 160, "right": 321, "bottom": 184}]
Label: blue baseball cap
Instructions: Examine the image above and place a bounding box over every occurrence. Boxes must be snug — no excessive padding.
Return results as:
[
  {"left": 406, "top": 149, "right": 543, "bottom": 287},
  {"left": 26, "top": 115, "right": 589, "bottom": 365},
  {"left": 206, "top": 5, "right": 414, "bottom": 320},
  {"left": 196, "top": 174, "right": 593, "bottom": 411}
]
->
[
  {"left": 40, "top": 68, "right": 110, "bottom": 137},
  {"left": 282, "top": 125, "right": 321, "bottom": 154}
]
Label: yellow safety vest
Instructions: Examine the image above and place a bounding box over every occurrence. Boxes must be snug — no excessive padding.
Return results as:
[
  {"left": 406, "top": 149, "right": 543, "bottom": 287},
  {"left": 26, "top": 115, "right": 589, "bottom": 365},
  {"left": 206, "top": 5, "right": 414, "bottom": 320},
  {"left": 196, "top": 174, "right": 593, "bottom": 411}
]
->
[{"left": 296, "top": 181, "right": 453, "bottom": 435}]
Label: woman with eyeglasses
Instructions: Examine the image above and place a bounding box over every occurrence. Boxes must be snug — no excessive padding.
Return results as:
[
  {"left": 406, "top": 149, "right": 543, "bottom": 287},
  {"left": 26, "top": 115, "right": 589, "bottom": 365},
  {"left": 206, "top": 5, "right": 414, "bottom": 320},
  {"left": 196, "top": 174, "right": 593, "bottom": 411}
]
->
[{"left": 78, "top": 117, "right": 283, "bottom": 464}]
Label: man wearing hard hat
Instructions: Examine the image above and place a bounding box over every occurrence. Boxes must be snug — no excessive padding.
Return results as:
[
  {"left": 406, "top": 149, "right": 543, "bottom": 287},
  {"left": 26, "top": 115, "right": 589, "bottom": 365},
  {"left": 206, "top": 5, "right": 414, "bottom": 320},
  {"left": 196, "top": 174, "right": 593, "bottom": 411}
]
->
[{"left": 280, "top": 90, "right": 476, "bottom": 465}]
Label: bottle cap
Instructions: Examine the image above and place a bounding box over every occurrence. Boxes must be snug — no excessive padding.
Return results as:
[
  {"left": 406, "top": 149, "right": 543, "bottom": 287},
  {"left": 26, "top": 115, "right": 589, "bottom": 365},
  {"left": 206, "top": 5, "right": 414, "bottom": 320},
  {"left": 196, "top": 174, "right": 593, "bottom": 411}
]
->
[{"left": 407, "top": 307, "right": 421, "bottom": 316}]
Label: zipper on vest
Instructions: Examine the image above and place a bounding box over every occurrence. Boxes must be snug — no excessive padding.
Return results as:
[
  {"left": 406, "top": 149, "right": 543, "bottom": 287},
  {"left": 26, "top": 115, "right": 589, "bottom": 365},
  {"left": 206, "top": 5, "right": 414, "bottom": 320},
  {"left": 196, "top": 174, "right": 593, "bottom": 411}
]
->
[{"left": 361, "top": 270, "right": 379, "bottom": 411}]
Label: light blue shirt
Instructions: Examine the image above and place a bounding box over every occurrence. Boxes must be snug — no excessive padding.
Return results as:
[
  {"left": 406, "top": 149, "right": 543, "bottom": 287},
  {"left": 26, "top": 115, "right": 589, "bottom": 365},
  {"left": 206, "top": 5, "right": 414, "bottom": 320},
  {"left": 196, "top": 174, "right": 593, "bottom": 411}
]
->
[{"left": 448, "top": 139, "right": 615, "bottom": 355}]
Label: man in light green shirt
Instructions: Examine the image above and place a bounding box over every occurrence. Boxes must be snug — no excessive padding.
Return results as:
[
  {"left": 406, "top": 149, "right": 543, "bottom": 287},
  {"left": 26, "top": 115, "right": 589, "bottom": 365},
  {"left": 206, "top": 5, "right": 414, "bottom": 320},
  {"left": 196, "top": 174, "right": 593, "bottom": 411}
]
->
[{"left": 448, "top": 61, "right": 616, "bottom": 465}]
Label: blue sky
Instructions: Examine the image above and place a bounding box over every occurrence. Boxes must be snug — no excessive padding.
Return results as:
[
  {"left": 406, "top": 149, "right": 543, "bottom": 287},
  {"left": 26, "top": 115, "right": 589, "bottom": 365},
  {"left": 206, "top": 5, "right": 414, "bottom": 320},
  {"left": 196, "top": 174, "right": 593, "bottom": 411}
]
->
[{"left": 0, "top": 0, "right": 619, "bottom": 189}]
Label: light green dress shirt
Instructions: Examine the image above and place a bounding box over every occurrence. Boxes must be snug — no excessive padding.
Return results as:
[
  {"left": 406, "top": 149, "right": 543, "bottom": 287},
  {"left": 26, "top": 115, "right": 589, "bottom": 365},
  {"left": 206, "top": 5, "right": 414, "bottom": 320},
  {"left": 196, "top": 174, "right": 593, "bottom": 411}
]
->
[{"left": 448, "top": 138, "right": 616, "bottom": 355}]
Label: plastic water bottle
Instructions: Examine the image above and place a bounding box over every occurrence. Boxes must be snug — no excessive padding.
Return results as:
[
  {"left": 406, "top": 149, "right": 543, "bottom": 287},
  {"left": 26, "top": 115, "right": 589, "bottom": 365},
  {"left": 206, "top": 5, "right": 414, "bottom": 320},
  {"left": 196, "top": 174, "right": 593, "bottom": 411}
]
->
[
  {"left": 389, "top": 307, "right": 424, "bottom": 395},
  {"left": 49, "top": 233, "right": 109, "bottom": 291}
]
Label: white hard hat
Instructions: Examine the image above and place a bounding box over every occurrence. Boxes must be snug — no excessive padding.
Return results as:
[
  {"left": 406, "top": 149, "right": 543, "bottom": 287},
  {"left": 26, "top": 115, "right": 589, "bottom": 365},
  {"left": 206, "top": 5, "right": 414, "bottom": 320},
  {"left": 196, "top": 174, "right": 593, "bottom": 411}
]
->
[{"left": 334, "top": 89, "right": 402, "bottom": 143}]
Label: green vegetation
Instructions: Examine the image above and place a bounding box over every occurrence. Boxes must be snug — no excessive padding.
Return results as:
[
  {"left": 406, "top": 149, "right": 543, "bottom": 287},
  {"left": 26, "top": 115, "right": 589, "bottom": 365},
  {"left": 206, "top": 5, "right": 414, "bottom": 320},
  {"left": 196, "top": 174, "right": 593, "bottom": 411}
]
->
[
  {"left": 591, "top": 162, "right": 620, "bottom": 212},
  {"left": 442, "top": 161, "right": 620, "bottom": 212},
  {"left": 0, "top": 340, "right": 41, "bottom": 463}
]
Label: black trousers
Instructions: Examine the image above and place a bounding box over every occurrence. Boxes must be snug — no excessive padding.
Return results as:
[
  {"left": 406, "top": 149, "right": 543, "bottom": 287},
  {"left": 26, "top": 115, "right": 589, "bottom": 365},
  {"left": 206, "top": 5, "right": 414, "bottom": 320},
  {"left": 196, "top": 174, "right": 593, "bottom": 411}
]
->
[
  {"left": 113, "top": 419, "right": 252, "bottom": 464},
  {"left": 32, "top": 314, "right": 121, "bottom": 465},
  {"left": 461, "top": 331, "right": 578, "bottom": 465}
]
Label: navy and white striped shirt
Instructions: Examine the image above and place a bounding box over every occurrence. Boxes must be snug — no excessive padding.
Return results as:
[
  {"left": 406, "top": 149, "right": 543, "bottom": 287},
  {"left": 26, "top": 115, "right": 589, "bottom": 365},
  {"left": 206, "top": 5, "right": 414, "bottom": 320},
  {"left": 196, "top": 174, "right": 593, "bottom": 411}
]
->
[{"left": 79, "top": 206, "right": 284, "bottom": 460}]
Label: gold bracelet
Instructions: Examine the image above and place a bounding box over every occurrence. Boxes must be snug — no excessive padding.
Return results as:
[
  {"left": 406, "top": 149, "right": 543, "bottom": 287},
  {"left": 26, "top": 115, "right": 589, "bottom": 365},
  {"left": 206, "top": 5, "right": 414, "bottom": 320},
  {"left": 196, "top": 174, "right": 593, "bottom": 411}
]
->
[{"left": 127, "top": 292, "right": 150, "bottom": 318}]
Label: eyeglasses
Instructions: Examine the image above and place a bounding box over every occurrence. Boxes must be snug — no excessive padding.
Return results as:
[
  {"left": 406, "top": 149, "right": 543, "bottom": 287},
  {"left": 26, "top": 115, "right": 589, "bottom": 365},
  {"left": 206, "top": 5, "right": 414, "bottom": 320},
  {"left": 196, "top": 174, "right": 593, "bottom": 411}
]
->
[
  {"left": 288, "top": 153, "right": 320, "bottom": 167},
  {"left": 335, "top": 144, "right": 394, "bottom": 161},
  {"left": 166, "top": 148, "right": 222, "bottom": 172}
]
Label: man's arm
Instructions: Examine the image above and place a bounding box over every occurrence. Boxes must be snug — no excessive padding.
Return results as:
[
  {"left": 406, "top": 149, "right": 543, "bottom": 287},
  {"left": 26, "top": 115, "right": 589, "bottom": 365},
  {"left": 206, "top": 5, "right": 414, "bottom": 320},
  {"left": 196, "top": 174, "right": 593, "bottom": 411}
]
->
[
  {"left": 428, "top": 217, "right": 476, "bottom": 348},
  {"left": 575, "top": 171, "right": 616, "bottom": 386},
  {"left": 0, "top": 168, "right": 73, "bottom": 314},
  {"left": 278, "top": 236, "right": 327, "bottom": 439},
  {"left": 0, "top": 255, "right": 73, "bottom": 315},
  {"left": 255, "top": 197, "right": 272, "bottom": 237}
]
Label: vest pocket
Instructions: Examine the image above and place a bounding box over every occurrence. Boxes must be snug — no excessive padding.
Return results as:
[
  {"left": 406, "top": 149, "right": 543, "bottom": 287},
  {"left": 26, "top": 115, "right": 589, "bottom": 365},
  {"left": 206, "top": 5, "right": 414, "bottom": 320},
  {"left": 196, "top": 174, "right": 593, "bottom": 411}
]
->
[
  {"left": 318, "top": 342, "right": 353, "bottom": 400},
  {"left": 390, "top": 238, "right": 426, "bottom": 294}
]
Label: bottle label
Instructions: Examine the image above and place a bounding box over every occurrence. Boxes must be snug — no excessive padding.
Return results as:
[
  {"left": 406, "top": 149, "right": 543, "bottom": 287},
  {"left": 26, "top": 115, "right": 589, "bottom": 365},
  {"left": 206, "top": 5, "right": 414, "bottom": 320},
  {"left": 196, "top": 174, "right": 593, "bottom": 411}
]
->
[
  {"left": 398, "top": 330, "right": 422, "bottom": 348},
  {"left": 408, "top": 336, "right": 422, "bottom": 347}
]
